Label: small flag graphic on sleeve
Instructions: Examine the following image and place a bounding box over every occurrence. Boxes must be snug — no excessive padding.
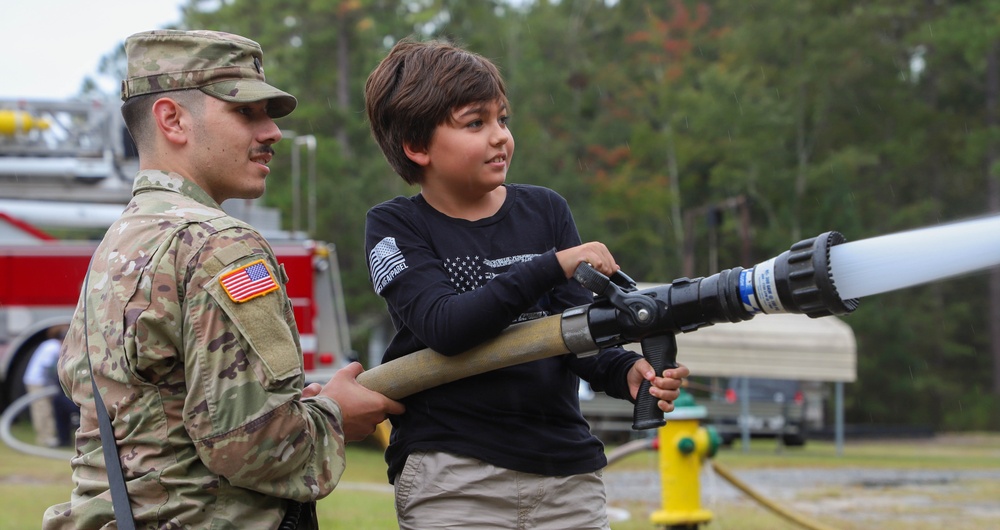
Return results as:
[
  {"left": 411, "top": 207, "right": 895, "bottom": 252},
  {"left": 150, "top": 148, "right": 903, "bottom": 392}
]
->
[
  {"left": 220, "top": 259, "right": 280, "bottom": 303},
  {"left": 370, "top": 237, "right": 407, "bottom": 295}
]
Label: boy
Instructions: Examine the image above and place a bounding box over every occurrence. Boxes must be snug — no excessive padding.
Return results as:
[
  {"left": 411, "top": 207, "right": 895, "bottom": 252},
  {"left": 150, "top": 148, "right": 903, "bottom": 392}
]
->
[{"left": 364, "top": 38, "right": 689, "bottom": 529}]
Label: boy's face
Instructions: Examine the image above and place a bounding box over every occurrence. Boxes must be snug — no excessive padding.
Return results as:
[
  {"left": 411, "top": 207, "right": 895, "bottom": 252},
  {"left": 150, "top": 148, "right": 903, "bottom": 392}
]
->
[{"left": 409, "top": 99, "right": 513, "bottom": 199}]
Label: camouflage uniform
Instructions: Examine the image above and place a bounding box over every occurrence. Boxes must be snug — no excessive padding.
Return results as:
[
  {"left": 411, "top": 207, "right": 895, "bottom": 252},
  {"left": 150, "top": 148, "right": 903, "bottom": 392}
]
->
[
  {"left": 42, "top": 171, "right": 346, "bottom": 529},
  {"left": 44, "top": 30, "right": 341, "bottom": 529}
]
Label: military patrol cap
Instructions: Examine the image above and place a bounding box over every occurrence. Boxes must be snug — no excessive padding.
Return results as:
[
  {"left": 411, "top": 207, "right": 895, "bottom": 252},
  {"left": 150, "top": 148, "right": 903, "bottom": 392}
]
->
[{"left": 121, "top": 29, "right": 297, "bottom": 118}]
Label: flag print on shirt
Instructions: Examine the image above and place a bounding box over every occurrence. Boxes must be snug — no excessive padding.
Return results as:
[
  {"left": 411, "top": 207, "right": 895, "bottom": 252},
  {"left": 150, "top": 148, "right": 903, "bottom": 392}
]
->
[
  {"left": 220, "top": 259, "right": 280, "bottom": 303},
  {"left": 370, "top": 237, "right": 407, "bottom": 295}
]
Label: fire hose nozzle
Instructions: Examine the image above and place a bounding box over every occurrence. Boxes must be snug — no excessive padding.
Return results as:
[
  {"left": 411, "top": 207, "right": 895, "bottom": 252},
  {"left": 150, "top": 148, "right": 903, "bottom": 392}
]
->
[
  {"left": 579, "top": 231, "right": 860, "bottom": 354},
  {"left": 742, "top": 231, "right": 860, "bottom": 318},
  {"left": 574, "top": 231, "right": 860, "bottom": 429}
]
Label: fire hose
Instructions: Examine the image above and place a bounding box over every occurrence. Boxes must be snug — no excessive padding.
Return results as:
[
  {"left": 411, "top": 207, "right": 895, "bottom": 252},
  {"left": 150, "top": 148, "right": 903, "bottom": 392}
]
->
[{"left": 358, "top": 230, "right": 859, "bottom": 431}]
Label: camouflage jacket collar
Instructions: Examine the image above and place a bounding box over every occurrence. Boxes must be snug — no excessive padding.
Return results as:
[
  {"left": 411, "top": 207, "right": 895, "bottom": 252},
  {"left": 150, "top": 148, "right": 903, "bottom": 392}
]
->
[{"left": 132, "top": 170, "right": 223, "bottom": 210}]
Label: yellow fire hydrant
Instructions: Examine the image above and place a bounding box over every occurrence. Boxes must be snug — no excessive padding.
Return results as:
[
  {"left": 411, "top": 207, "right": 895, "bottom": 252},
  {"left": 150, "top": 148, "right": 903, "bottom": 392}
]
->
[{"left": 650, "top": 390, "right": 721, "bottom": 529}]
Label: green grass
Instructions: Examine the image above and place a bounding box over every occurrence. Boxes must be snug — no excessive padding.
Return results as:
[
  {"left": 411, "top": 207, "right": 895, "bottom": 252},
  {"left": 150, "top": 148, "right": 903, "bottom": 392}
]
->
[
  {"left": 4, "top": 421, "right": 999, "bottom": 530},
  {"left": 0, "top": 422, "right": 78, "bottom": 530},
  {"left": 319, "top": 488, "right": 397, "bottom": 529}
]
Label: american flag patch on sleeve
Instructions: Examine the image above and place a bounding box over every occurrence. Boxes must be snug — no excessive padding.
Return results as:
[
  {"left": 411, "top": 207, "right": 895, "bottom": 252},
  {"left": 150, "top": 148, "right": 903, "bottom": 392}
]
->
[{"left": 219, "top": 259, "right": 280, "bottom": 303}]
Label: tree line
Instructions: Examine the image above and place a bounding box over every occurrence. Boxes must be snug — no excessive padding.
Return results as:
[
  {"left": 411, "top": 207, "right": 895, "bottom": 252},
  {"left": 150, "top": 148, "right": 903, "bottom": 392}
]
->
[{"left": 96, "top": 0, "right": 999, "bottom": 430}]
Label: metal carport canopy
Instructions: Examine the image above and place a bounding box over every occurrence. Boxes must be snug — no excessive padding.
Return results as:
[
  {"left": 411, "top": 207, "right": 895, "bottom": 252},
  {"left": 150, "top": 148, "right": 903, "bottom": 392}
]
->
[{"left": 671, "top": 312, "right": 857, "bottom": 382}]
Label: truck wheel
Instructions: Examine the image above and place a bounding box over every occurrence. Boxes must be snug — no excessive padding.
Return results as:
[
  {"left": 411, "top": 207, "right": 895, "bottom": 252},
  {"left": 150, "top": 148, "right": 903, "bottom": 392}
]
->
[
  {"left": 3, "top": 348, "right": 31, "bottom": 421},
  {"left": 782, "top": 433, "right": 807, "bottom": 447}
]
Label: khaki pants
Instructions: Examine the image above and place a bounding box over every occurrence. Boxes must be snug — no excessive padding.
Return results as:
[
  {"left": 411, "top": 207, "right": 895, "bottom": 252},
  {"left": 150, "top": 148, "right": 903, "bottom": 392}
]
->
[
  {"left": 394, "top": 451, "right": 611, "bottom": 530},
  {"left": 26, "top": 384, "right": 58, "bottom": 447}
]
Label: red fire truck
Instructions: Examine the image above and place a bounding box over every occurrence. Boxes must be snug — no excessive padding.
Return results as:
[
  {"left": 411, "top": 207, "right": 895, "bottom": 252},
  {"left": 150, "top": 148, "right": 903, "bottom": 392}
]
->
[{"left": 0, "top": 97, "right": 354, "bottom": 413}]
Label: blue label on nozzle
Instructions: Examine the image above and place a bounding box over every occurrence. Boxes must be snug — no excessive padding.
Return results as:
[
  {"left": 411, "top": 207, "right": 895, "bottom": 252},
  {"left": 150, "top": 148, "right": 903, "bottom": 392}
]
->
[
  {"left": 739, "top": 269, "right": 762, "bottom": 314},
  {"left": 752, "top": 258, "right": 784, "bottom": 313}
]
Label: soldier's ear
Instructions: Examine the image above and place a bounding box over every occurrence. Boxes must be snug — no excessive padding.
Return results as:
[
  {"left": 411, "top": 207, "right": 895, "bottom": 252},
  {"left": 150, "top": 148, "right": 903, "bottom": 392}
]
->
[{"left": 152, "top": 97, "right": 188, "bottom": 146}]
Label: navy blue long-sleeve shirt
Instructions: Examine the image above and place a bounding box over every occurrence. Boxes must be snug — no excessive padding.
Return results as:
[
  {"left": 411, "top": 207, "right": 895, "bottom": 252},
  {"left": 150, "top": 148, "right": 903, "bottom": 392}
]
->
[{"left": 365, "top": 183, "right": 642, "bottom": 482}]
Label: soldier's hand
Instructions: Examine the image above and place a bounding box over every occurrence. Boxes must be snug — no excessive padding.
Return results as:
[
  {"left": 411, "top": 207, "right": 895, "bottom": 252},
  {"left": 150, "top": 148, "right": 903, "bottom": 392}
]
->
[
  {"left": 320, "top": 362, "right": 405, "bottom": 442},
  {"left": 302, "top": 382, "right": 322, "bottom": 398}
]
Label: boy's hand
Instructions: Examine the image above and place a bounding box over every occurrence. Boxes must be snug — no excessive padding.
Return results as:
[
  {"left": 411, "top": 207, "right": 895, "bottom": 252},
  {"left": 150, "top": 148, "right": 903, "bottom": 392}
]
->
[
  {"left": 627, "top": 361, "right": 690, "bottom": 413},
  {"left": 556, "top": 242, "right": 619, "bottom": 278}
]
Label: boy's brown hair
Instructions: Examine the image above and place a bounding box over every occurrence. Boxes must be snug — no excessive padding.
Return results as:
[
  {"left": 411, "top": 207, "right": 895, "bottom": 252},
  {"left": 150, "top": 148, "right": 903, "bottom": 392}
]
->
[{"left": 364, "top": 38, "right": 509, "bottom": 185}]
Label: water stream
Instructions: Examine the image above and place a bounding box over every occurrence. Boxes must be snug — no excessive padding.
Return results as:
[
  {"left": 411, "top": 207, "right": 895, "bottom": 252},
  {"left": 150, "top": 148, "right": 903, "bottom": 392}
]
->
[{"left": 828, "top": 214, "right": 1000, "bottom": 300}]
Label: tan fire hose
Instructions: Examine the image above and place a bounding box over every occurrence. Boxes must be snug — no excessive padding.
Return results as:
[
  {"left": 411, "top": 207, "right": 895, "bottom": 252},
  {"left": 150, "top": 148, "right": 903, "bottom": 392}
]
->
[
  {"left": 359, "top": 314, "right": 575, "bottom": 451},
  {"left": 356, "top": 314, "right": 567, "bottom": 399},
  {"left": 709, "top": 461, "right": 839, "bottom": 530}
]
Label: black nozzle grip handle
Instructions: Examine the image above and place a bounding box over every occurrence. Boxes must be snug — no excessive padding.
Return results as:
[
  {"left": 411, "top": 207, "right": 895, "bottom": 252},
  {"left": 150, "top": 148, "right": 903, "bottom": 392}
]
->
[
  {"left": 573, "top": 262, "right": 611, "bottom": 295},
  {"left": 632, "top": 334, "right": 678, "bottom": 430}
]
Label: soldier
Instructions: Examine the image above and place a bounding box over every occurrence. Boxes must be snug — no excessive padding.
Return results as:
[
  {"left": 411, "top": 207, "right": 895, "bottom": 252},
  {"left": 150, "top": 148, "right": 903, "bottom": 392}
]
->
[{"left": 43, "top": 30, "right": 404, "bottom": 529}]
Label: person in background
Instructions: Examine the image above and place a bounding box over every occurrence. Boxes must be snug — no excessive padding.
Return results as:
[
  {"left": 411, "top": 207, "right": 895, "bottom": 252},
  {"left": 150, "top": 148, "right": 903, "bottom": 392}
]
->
[
  {"left": 23, "top": 326, "right": 67, "bottom": 448},
  {"left": 51, "top": 364, "right": 80, "bottom": 447},
  {"left": 363, "top": 38, "right": 690, "bottom": 530},
  {"left": 43, "top": 29, "right": 403, "bottom": 530}
]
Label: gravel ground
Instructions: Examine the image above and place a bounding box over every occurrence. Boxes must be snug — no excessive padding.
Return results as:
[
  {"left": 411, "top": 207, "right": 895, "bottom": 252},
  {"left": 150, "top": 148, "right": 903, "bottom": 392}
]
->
[{"left": 604, "top": 466, "right": 1000, "bottom": 527}]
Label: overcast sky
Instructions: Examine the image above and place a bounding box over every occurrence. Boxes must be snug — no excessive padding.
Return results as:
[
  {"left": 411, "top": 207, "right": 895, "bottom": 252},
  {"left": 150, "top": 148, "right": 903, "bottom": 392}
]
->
[{"left": 0, "top": 0, "right": 185, "bottom": 100}]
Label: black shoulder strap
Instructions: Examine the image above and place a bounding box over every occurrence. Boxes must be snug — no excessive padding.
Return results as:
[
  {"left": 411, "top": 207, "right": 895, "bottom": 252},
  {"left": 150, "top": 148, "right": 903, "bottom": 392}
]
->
[{"left": 82, "top": 265, "right": 137, "bottom": 530}]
